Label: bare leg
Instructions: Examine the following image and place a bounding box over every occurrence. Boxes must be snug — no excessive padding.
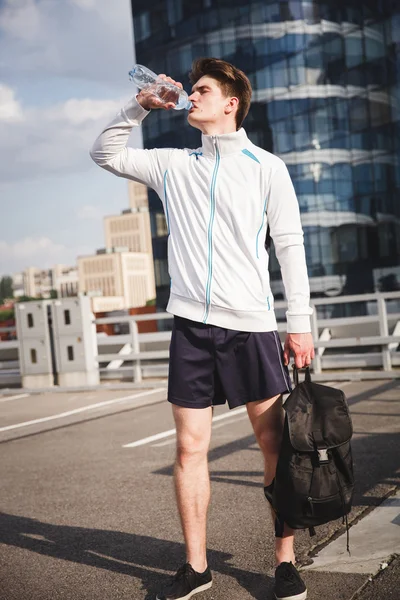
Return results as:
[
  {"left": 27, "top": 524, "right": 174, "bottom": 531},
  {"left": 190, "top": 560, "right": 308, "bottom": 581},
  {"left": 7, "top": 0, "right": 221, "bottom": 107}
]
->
[
  {"left": 173, "top": 404, "right": 213, "bottom": 573},
  {"left": 247, "top": 396, "right": 296, "bottom": 566}
]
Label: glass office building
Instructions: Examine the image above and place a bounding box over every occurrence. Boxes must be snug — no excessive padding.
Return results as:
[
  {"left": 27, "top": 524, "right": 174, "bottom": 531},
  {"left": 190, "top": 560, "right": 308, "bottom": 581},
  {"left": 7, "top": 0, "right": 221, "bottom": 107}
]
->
[{"left": 131, "top": 1, "right": 400, "bottom": 314}]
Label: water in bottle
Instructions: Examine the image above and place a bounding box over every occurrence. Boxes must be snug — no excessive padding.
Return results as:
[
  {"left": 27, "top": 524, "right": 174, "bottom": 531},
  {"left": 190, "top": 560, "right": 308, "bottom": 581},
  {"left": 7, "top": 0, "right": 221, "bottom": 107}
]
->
[{"left": 129, "top": 64, "right": 192, "bottom": 111}]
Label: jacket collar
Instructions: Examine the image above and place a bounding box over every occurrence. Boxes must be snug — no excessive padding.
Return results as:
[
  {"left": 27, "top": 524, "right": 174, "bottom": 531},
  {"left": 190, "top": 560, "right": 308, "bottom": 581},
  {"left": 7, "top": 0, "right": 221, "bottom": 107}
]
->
[{"left": 201, "top": 128, "right": 249, "bottom": 158}]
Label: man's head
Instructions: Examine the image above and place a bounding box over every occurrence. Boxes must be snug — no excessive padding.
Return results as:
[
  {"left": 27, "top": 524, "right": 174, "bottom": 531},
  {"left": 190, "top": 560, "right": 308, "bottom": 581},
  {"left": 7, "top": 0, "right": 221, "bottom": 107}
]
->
[{"left": 187, "top": 58, "right": 252, "bottom": 134}]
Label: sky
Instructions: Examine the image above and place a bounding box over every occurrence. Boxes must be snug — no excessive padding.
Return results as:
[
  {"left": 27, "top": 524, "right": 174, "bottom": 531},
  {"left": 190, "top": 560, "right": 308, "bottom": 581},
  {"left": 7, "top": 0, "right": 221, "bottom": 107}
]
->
[{"left": 0, "top": 0, "right": 142, "bottom": 278}]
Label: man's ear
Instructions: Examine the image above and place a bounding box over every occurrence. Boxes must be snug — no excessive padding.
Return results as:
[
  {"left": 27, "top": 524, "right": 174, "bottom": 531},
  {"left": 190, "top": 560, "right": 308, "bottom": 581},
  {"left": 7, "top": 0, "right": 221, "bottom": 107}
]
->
[{"left": 225, "top": 97, "right": 239, "bottom": 115}]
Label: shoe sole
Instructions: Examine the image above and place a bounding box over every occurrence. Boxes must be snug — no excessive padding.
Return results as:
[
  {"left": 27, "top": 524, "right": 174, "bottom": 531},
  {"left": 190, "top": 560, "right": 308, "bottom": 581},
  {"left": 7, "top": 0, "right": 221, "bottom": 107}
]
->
[
  {"left": 275, "top": 591, "right": 307, "bottom": 600},
  {"left": 156, "top": 580, "right": 212, "bottom": 600}
]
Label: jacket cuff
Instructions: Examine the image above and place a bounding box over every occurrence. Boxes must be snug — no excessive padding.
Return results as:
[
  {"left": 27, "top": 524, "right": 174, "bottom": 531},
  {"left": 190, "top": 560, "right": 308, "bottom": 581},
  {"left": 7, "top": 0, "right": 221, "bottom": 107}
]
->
[
  {"left": 122, "top": 95, "right": 151, "bottom": 125},
  {"left": 286, "top": 314, "right": 312, "bottom": 334}
]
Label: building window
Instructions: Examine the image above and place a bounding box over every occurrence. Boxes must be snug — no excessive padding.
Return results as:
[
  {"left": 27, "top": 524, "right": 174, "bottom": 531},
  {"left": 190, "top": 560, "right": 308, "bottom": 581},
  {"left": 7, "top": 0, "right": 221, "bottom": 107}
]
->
[
  {"left": 134, "top": 12, "right": 150, "bottom": 42},
  {"left": 155, "top": 259, "right": 170, "bottom": 287},
  {"left": 167, "top": 0, "right": 182, "bottom": 25}
]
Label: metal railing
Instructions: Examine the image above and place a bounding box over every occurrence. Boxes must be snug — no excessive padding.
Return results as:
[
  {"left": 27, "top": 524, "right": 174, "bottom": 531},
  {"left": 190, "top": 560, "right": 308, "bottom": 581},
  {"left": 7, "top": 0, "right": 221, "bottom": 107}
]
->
[
  {"left": 1, "top": 292, "right": 399, "bottom": 387},
  {"left": 94, "top": 291, "right": 400, "bottom": 382}
]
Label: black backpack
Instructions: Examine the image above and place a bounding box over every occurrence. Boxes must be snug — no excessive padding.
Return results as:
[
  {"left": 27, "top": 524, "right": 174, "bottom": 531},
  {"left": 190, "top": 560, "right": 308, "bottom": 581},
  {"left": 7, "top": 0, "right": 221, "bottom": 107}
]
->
[{"left": 268, "top": 367, "right": 355, "bottom": 551}]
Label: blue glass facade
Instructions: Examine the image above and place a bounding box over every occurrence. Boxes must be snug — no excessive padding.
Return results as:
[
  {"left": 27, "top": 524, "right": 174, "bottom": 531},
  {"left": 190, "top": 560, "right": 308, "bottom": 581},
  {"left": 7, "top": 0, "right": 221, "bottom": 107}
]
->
[{"left": 131, "top": 0, "right": 400, "bottom": 312}]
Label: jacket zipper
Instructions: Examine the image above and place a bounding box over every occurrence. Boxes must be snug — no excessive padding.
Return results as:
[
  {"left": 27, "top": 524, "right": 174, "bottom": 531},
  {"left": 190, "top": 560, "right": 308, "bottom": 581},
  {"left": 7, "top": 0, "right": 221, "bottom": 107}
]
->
[{"left": 203, "top": 137, "right": 220, "bottom": 323}]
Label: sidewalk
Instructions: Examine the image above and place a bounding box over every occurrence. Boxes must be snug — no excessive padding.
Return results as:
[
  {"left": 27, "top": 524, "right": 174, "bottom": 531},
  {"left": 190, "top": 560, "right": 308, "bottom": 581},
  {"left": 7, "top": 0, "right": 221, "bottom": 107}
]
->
[{"left": 302, "top": 489, "right": 400, "bottom": 600}]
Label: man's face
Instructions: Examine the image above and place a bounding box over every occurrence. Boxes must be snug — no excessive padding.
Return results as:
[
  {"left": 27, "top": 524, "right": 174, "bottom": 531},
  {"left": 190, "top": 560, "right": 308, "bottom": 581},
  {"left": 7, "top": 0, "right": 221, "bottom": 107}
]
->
[{"left": 187, "top": 75, "right": 231, "bottom": 130}]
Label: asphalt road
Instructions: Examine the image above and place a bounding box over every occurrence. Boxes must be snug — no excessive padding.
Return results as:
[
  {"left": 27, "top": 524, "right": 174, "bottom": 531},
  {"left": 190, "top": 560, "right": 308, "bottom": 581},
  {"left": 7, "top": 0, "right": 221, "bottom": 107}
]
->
[{"left": 0, "top": 379, "right": 399, "bottom": 600}]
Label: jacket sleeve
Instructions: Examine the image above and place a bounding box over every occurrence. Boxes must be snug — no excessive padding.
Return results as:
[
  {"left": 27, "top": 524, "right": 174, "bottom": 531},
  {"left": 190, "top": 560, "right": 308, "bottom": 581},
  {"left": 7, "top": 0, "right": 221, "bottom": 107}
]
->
[
  {"left": 90, "top": 95, "right": 173, "bottom": 196},
  {"left": 267, "top": 162, "right": 313, "bottom": 333}
]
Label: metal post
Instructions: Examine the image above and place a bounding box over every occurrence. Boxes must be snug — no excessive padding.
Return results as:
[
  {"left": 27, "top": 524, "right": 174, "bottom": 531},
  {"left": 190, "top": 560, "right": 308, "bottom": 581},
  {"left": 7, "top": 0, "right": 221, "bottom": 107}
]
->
[
  {"left": 377, "top": 295, "right": 391, "bottom": 371},
  {"left": 310, "top": 304, "right": 322, "bottom": 374},
  {"left": 130, "top": 319, "right": 142, "bottom": 383}
]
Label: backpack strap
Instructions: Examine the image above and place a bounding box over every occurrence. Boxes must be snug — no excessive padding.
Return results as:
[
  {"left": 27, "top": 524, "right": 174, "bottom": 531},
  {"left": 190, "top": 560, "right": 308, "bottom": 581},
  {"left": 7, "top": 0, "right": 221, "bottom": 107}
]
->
[
  {"left": 292, "top": 365, "right": 311, "bottom": 386},
  {"left": 312, "top": 429, "right": 325, "bottom": 447},
  {"left": 264, "top": 482, "right": 285, "bottom": 538},
  {"left": 263, "top": 483, "right": 274, "bottom": 506},
  {"left": 274, "top": 513, "right": 285, "bottom": 538}
]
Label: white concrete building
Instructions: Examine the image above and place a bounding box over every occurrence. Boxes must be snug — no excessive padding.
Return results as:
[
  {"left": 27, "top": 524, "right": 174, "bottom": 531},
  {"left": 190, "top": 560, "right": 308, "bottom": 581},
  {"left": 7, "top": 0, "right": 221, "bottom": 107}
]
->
[
  {"left": 12, "top": 273, "right": 25, "bottom": 299},
  {"left": 13, "top": 181, "right": 155, "bottom": 310},
  {"left": 23, "top": 267, "right": 53, "bottom": 298},
  {"left": 78, "top": 248, "right": 156, "bottom": 311},
  {"left": 128, "top": 180, "right": 149, "bottom": 210},
  {"left": 104, "top": 181, "right": 153, "bottom": 255},
  {"left": 90, "top": 295, "right": 126, "bottom": 313},
  {"left": 104, "top": 208, "right": 153, "bottom": 255},
  {"left": 12, "top": 265, "right": 78, "bottom": 299},
  {"left": 52, "top": 265, "right": 79, "bottom": 298}
]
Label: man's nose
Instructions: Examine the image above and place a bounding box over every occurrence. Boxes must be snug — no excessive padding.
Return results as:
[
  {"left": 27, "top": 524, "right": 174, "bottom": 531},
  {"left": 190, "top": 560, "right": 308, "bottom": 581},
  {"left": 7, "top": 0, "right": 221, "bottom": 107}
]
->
[{"left": 188, "top": 91, "right": 197, "bottom": 101}]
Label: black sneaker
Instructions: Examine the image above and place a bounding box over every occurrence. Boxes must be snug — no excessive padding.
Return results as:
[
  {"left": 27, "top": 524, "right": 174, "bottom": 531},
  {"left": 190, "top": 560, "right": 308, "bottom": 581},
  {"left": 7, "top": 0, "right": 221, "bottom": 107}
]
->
[
  {"left": 274, "top": 562, "right": 307, "bottom": 600},
  {"left": 156, "top": 563, "right": 212, "bottom": 600}
]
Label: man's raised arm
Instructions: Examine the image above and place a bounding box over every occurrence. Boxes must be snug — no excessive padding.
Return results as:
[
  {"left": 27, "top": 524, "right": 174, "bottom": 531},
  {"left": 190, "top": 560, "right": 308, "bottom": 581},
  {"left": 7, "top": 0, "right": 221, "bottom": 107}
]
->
[{"left": 90, "top": 75, "right": 182, "bottom": 193}]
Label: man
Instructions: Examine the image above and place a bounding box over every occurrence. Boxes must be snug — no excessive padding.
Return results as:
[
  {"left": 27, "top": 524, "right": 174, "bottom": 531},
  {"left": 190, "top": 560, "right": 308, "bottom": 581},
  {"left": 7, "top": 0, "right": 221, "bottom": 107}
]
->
[{"left": 91, "top": 58, "right": 314, "bottom": 600}]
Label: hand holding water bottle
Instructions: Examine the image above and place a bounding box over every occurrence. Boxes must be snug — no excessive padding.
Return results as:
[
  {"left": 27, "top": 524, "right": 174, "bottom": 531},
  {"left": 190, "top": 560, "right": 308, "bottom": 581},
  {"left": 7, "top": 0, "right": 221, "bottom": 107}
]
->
[
  {"left": 137, "top": 74, "right": 182, "bottom": 110},
  {"left": 130, "top": 64, "right": 192, "bottom": 111}
]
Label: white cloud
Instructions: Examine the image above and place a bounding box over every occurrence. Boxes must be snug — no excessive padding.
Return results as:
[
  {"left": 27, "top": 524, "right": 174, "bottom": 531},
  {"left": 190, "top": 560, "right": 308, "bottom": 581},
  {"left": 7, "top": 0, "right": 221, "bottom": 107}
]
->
[
  {"left": 0, "top": 236, "right": 92, "bottom": 275},
  {"left": 0, "top": 0, "right": 143, "bottom": 261},
  {"left": 0, "top": 84, "right": 24, "bottom": 122},
  {"left": 0, "top": 0, "right": 142, "bottom": 184},
  {"left": 46, "top": 98, "right": 125, "bottom": 125},
  {"left": 0, "top": 0, "right": 135, "bottom": 84},
  {"left": 0, "top": 0, "right": 42, "bottom": 42},
  {"left": 0, "top": 89, "right": 134, "bottom": 181}
]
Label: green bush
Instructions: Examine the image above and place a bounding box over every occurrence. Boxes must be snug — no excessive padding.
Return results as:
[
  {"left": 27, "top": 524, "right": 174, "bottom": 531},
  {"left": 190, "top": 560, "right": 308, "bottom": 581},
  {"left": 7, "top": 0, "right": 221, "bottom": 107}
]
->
[{"left": 0, "top": 309, "right": 14, "bottom": 323}]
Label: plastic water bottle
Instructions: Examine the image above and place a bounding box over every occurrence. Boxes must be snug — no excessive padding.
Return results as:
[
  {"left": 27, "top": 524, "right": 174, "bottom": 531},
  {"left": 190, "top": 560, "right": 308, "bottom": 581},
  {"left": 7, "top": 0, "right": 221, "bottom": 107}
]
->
[{"left": 129, "top": 64, "right": 192, "bottom": 111}]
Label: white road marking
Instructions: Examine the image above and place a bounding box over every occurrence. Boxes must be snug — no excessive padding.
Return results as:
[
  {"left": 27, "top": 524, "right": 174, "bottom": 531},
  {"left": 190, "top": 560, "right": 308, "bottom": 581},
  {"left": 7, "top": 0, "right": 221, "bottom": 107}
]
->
[
  {"left": 20, "top": 533, "right": 56, "bottom": 544},
  {"left": 212, "top": 413, "right": 249, "bottom": 430},
  {"left": 125, "top": 426, "right": 177, "bottom": 448},
  {"left": 0, "top": 393, "right": 30, "bottom": 403},
  {"left": 340, "top": 381, "right": 353, "bottom": 388},
  {"left": 124, "top": 406, "right": 248, "bottom": 448},
  {"left": 0, "top": 388, "right": 166, "bottom": 433},
  {"left": 85, "top": 550, "right": 172, "bottom": 574},
  {"left": 151, "top": 438, "right": 178, "bottom": 448},
  {"left": 152, "top": 413, "right": 250, "bottom": 447},
  {"left": 322, "top": 381, "right": 352, "bottom": 389}
]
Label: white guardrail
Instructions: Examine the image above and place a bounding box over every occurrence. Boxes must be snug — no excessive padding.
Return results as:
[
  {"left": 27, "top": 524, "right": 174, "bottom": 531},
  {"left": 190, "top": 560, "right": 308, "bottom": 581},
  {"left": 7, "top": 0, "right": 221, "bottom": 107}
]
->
[{"left": 1, "top": 292, "right": 400, "bottom": 386}]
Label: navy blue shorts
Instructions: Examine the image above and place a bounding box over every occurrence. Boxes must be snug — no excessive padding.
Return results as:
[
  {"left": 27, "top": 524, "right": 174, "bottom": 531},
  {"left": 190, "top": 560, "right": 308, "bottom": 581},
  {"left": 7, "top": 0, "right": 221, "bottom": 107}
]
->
[{"left": 168, "top": 316, "right": 292, "bottom": 410}]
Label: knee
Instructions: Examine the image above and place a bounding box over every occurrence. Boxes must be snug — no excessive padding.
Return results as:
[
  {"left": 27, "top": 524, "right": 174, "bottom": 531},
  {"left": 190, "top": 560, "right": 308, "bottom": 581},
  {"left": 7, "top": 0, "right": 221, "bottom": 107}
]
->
[
  {"left": 176, "top": 435, "right": 208, "bottom": 468},
  {"left": 256, "top": 428, "right": 283, "bottom": 456}
]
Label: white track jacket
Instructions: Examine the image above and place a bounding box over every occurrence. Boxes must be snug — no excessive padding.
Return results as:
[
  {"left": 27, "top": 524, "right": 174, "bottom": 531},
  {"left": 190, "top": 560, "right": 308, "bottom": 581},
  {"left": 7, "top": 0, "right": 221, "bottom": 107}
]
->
[{"left": 90, "top": 96, "right": 313, "bottom": 333}]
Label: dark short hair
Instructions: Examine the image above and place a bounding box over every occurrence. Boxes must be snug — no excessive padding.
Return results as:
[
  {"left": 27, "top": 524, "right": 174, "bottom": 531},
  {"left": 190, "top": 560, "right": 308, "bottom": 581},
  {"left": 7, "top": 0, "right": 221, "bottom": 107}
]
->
[{"left": 189, "top": 58, "right": 252, "bottom": 130}]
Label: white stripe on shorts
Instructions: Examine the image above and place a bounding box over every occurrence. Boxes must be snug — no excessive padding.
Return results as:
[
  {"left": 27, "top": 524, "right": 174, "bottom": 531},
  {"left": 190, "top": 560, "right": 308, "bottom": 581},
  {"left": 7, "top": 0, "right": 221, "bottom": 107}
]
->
[{"left": 273, "top": 330, "right": 291, "bottom": 392}]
